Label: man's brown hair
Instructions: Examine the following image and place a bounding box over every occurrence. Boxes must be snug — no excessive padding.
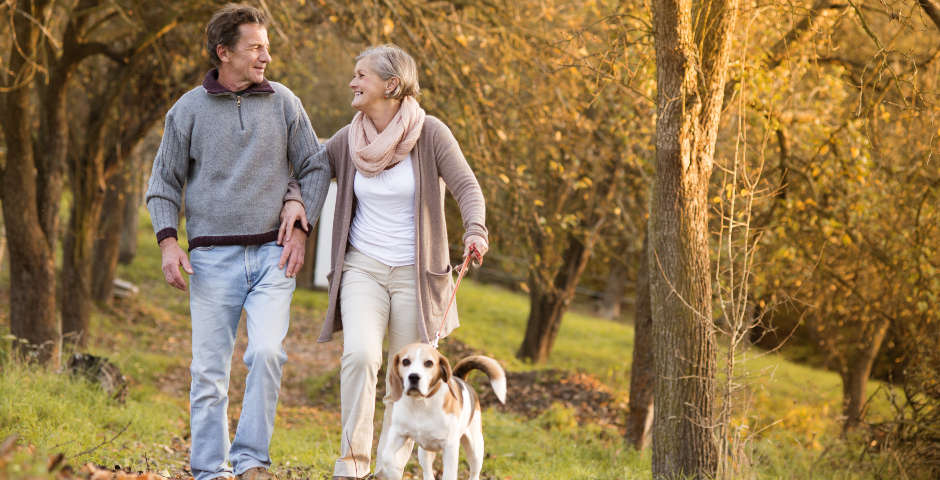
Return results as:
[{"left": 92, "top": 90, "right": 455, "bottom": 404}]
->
[{"left": 205, "top": 3, "right": 268, "bottom": 67}]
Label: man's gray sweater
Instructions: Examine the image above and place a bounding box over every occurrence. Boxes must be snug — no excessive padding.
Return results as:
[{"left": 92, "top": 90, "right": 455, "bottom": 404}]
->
[{"left": 146, "top": 70, "right": 329, "bottom": 249}]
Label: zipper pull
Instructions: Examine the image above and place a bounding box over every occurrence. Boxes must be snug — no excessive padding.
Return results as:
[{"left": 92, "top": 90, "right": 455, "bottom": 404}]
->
[{"left": 236, "top": 95, "right": 242, "bottom": 107}]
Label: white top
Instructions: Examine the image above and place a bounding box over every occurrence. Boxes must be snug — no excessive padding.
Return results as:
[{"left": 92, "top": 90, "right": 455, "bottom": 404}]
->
[{"left": 349, "top": 154, "right": 416, "bottom": 266}]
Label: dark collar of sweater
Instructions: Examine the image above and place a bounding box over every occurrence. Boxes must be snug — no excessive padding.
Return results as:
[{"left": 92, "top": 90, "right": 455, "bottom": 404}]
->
[{"left": 202, "top": 69, "right": 275, "bottom": 96}]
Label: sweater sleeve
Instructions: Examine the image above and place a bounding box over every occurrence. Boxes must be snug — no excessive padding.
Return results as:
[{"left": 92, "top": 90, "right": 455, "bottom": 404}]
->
[
  {"left": 284, "top": 178, "right": 303, "bottom": 204},
  {"left": 145, "top": 112, "right": 190, "bottom": 244},
  {"left": 286, "top": 95, "right": 331, "bottom": 228},
  {"left": 431, "top": 119, "right": 488, "bottom": 243}
]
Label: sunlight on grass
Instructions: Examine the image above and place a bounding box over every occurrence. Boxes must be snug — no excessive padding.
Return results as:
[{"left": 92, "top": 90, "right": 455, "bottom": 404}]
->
[
  {"left": 0, "top": 205, "right": 909, "bottom": 479},
  {"left": 0, "top": 356, "right": 188, "bottom": 474}
]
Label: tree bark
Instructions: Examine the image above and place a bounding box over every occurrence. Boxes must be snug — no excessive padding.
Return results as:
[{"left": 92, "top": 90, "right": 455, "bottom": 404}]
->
[
  {"left": 517, "top": 233, "right": 593, "bottom": 363},
  {"left": 0, "top": 0, "right": 61, "bottom": 365},
  {"left": 1, "top": 110, "right": 60, "bottom": 363},
  {"left": 93, "top": 153, "right": 133, "bottom": 302},
  {"left": 597, "top": 260, "right": 629, "bottom": 320},
  {"left": 627, "top": 233, "right": 654, "bottom": 450},
  {"left": 119, "top": 155, "right": 146, "bottom": 264},
  {"left": 649, "top": 0, "right": 738, "bottom": 477},
  {"left": 61, "top": 160, "right": 107, "bottom": 345},
  {"left": 841, "top": 317, "right": 891, "bottom": 431}
]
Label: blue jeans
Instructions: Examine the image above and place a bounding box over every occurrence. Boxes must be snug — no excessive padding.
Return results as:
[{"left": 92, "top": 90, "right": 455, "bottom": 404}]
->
[{"left": 187, "top": 242, "right": 294, "bottom": 480}]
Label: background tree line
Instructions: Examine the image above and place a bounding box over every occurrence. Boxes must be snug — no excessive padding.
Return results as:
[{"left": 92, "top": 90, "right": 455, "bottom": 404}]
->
[{"left": 1, "top": 0, "right": 938, "bottom": 478}]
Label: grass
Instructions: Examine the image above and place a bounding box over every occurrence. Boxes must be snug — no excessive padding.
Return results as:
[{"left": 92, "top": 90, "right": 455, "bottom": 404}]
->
[
  {"left": 0, "top": 207, "right": 915, "bottom": 479},
  {"left": 0, "top": 351, "right": 189, "bottom": 473}
]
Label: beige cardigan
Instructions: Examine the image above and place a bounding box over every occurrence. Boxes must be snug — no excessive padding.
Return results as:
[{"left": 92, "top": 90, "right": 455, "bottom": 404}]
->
[{"left": 317, "top": 115, "right": 488, "bottom": 343}]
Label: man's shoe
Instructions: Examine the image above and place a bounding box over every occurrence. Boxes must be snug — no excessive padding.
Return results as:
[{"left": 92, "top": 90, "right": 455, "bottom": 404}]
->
[{"left": 236, "top": 467, "right": 278, "bottom": 480}]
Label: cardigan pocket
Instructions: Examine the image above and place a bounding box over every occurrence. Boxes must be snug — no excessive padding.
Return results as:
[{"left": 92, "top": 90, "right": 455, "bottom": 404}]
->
[{"left": 425, "top": 265, "right": 455, "bottom": 317}]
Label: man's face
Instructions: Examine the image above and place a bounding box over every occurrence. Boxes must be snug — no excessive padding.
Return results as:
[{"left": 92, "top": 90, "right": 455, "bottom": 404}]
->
[{"left": 217, "top": 23, "right": 270, "bottom": 89}]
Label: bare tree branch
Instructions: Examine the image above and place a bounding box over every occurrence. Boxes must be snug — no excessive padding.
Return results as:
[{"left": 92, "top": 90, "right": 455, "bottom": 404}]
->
[{"left": 918, "top": 0, "right": 940, "bottom": 32}]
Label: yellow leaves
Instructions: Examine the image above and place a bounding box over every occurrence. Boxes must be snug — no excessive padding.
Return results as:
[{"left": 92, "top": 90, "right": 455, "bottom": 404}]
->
[
  {"left": 498, "top": 173, "right": 510, "bottom": 184},
  {"left": 461, "top": 65, "right": 471, "bottom": 76},
  {"left": 328, "top": 15, "right": 338, "bottom": 23},
  {"left": 574, "top": 177, "right": 592, "bottom": 190},
  {"left": 534, "top": 199, "right": 544, "bottom": 207},
  {"left": 496, "top": 129, "right": 508, "bottom": 141},
  {"left": 456, "top": 34, "right": 469, "bottom": 47},
  {"left": 515, "top": 164, "right": 527, "bottom": 175},
  {"left": 554, "top": 131, "right": 562, "bottom": 141},
  {"left": 382, "top": 17, "right": 394, "bottom": 36},
  {"left": 819, "top": 144, "right": 830, "bottom": 155}
]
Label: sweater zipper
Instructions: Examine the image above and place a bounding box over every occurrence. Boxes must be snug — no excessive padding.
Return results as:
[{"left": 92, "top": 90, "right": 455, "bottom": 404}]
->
[{"left": 235, "top": 95, "right": 244, "bottom": 130}]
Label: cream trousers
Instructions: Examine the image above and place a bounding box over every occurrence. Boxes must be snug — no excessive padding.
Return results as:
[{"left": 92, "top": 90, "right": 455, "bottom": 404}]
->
[{"left": 334, "top": 247, "right": 420, "bottom": 478}]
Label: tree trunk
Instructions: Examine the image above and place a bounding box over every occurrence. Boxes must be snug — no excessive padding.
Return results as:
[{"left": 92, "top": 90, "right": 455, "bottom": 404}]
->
[
  {"left": 627, "top": 233, "right": 654, "bottom": 450},
  {"left": 517, "top": 233, "right": 593, "bottom": 363},
  {"left": 0, "top": 217, "right": 6, "bottom": 272},
  {"left": 841, "top": 317, "right": 891, "bottom": 431},
  {"left": 93, "top": 155, "right": 133, "bottom": 302},
  {"left": 61, "top": 160, "right": 107, "bottom": 346},
  {"left": 119, "top": 158, "right": 145, "bottom": 264},
  {"left": 597, "top": 260, "right": 629, "bottom": 320},
  {"left": 0, "top": 0, "right": 61, "bottom": 364},
  {"left": 2, "top": 139, "right": 60, "bottom": 363},
  {"left": 649, "top": 0, "right": 738, "bottom": 477},
  {"left": 1, "top": 91, "right": 60, "bottom": 364}
]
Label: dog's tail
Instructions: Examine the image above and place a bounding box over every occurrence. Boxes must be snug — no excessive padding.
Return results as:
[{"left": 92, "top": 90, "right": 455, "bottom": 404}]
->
[{"left": 453, "top": 356, "right": 507, "bottom": 404}]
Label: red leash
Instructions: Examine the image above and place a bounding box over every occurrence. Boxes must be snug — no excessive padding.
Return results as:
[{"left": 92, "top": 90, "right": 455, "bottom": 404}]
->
[{"left": 431, "top": 246, "right": 479, "bottom": 348}]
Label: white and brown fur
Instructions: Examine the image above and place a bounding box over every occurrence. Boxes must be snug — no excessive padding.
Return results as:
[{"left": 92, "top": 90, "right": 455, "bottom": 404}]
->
[{"left": 375, "top": 343, "right": 506, "bottom": 480}]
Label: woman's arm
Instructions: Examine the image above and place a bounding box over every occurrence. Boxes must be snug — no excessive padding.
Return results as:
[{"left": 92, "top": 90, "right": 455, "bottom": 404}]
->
[{"left": 430, "top": 119, "right": 488, "bottom": 261}]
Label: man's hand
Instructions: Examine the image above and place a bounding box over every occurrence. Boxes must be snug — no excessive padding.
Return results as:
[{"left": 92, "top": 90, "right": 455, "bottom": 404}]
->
[
  {"left": 160, "top": 238, "right": 193, "bottom": 290},
  {"left": 464, "top": 234, "right": 488, "bottom": 266},
  {"left": 278, "top": 226, "right": 307, "bottom": 278},
  {"left": 278, "top": 199, "right": 309, "bottom": 245}
]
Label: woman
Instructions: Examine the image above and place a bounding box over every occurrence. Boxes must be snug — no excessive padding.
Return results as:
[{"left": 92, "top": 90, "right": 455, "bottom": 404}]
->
[{"left": 284, "top": 44, "right": 488, "bottom": 479}]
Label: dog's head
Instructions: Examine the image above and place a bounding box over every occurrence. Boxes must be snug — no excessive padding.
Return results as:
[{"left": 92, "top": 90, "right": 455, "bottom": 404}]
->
[{"left": 389, "top": 343, "right": 452, "bottom": 402}]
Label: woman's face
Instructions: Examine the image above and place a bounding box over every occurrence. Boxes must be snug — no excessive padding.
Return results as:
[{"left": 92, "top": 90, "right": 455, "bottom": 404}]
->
[{"left": 349, "top": 58, "right": 389, "bottom": 112}]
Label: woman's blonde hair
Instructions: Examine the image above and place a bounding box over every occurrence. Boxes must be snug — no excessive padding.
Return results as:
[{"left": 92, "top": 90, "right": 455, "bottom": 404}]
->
[{"left": 357, "top": 44, "right": 420, "bottom": 99}]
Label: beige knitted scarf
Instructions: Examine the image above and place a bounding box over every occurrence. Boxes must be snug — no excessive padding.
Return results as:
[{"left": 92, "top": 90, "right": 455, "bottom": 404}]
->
[{"left": 348, "top": 96, "right": 426, "bottom": 177}]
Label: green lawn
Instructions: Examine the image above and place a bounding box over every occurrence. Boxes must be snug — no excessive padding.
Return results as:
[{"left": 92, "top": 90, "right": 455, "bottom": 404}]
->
[{"left": 0, "top": 210, "right": 909, "bottom": 479}]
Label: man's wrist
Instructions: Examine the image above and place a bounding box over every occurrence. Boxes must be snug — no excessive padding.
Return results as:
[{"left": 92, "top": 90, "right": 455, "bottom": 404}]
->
[
  {"left": 159, "top": 237, "right": 179, "bottom": 249},
  {"left": 156, "top": 227, "right": 178, "bottom": 245}
]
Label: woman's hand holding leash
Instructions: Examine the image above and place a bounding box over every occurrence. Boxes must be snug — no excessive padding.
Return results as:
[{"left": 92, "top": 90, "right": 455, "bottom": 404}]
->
[{"left": 464, "top": 234, "right": 487, "bottom": 266}]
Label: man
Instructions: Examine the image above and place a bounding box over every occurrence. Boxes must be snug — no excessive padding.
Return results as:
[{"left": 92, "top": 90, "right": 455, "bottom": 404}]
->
[{"left": 145, "top": 5, "right": 328, "bottom": 480}]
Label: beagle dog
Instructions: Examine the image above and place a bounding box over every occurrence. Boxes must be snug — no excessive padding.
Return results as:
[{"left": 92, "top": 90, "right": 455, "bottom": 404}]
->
[{"left": 375, "top": 343, "right": 507, "bottom": 480}]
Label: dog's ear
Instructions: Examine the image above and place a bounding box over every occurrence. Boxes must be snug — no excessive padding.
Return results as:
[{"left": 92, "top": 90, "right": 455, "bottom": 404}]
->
[
  {"left": 438, "top": 351, "right": 459, "bottom": 398},
  {"left": 388, "top": 352, "right": 404, "bottom": 402},
  {"left": 438, "top": 352, "right": 453, "bottom": 384}
]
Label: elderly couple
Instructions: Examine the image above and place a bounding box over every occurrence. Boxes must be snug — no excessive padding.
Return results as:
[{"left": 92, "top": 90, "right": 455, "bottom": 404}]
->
[{"left": 145, "top": 4, "right": 487, "bottom": 480}]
